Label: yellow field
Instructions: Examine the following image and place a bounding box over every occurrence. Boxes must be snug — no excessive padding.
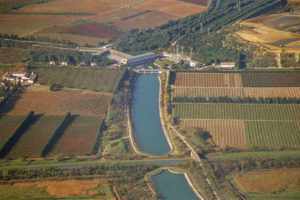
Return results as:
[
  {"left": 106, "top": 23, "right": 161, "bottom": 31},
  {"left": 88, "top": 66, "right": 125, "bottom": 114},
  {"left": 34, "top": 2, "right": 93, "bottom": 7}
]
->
[
  {"left": 236, "top": 22, "right": 299, "bottom": 44},
  {"left": 0, "top": 178, "right": 116, "bottom": 199},
  {"left": 179, "top": 119, "right": 247, "bottom": 148},
  {"left": 233, "top": 168, "right": 300, "bottom": 194},
  {"left": 172, "top": 87, "right": 300, "bottom": 99}
]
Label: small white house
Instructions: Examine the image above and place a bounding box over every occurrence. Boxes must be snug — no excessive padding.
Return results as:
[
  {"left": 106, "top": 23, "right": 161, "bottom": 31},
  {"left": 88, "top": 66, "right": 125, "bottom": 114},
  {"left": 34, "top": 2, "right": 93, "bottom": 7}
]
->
[
  {"left": 91, "top": 62, "right": 97, "bottom": 67},
  {"left": 49, "top": 61, "right": 56, "bottom": 65},
  {"left": 189, "top": 60, "right": 201, "bottom": 67},
  {"left": 220, "top": 62, "right": 235, "bottom": 68}
]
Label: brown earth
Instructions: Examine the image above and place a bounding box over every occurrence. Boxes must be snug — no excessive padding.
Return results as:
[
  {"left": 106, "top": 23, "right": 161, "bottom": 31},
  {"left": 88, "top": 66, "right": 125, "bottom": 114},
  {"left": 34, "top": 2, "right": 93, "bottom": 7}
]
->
[{"left": 113, "top": 10, "right": 178, "bottom": 30}]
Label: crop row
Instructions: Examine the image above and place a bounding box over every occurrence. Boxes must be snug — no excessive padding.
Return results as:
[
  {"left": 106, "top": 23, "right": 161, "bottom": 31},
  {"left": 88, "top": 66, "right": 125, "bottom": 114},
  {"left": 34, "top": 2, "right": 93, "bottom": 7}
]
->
[
  {"left": 172, "top": 87, "right": 300, "bottom": 99},
  {"left": 173, "top": 103, "right": 300, "bottom": 121}
]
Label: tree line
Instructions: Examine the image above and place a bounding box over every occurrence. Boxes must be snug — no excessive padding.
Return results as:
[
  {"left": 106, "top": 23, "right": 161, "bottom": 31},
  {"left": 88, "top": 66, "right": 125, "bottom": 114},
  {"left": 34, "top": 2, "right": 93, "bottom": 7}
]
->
[{"left": 173, "top": 96, "right": 300, "bottom": 104}]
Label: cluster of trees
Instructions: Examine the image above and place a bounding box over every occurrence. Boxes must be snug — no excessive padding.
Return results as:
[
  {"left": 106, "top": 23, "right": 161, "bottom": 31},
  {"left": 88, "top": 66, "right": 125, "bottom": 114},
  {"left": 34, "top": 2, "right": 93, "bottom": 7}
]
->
[
  {"left": 114, "top": 0, "right": 285, "bottom": 66},
  {"left": 30, "top": 47, "right": 115, "bottom": 66},
  {"left": 173, "top": 96, "right": 300, "bottom": 104},
  {"left": 0, "top": 82, "right": 21, "bottom": 108}
]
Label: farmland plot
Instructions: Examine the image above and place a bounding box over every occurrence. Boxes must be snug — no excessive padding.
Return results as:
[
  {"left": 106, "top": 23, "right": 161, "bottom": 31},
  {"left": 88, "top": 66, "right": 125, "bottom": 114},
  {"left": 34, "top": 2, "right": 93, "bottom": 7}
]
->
[
  {"left": 49, "top": 116, "right": 102, "bottom": 156},
  {"left": 173, "top": 73, "right": 243, "bottom": 87},
  {"left": 173, "top": 103, "right": 300, "bottom": 121},
  {"left": 241, "top": 73, "right": 300, "bottom": 87},
  {"left": 113, "top": 10, "right": 178, "bottom": 31},
  {"left": 6, "top": 115, "right": 66, "bottom": 158},
  {"left": 172, "top": 87, "right": 300, "bottom": 99},
  {"left": 0, "top": 115, "right": 25, "bottom": 150},
  {"left": 33, "top": 68, "right": 125, "bottom": 93},
  {"left": 245, "top": 121, "right": 300, "bottom": 147},
  {"left": 0, "top": 91, "right": 112, "bottom": 117},
  {"left": 179, "top": 119, "right": 247, "bottom": 148}
]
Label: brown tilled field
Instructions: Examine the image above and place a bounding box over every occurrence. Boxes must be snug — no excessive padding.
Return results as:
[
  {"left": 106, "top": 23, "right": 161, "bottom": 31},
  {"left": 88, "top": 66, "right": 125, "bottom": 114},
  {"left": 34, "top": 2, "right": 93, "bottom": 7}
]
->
[
  {"left": 113, "top": 10, "right": 178, "bottom": 30},
  {"left": 48, "top": 116, "right": 102, "bottom": 156},
  {"left": 134, "top": 0, "right": 206, "bottom": 17},
  {"left": 60, "top": 22, "right": 122, "bottom": 39},
  {"left": 233, "top": 168, "right": 300, "bottom": 194},
  {"left": 179, "top": 119, "right": 247, "bottom": 148},
  {"left": 12, "top": 0, "right": 139, "bottom": 14},
  {"left": 172, "top": 87, "right": 300, "bottom": 99},
  {"left": 90, "top": 7, "right": 147, "bottom": 24},
  {"left": 0, "top": 91, "right": 112, "bottom": 117},
  {"left": 0, "top": 14, "right": 89, "bottom": 36},
  {"left": 173, "top": 73, "right": 243, "bottom": 87}
]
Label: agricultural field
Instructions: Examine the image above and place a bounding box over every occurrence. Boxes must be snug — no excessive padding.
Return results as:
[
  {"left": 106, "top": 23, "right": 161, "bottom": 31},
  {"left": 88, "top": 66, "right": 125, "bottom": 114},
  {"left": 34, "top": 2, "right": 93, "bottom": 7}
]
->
[
  {"left": 240, "top": 73, "right": 300, "bottom": 87},
  {"left": 89, "top": 7, "right": 147, "bottom": 24},
  {"left": 11, "top": 0, "right": 139, "bottom": 14},
  {"left": 179, "top": 119, "right": 247, "bottom": 148},
  {"left": 173, "top": 73, "right": 243, "bottom": 87},
  {"left": 0, "top": 48, "right": 30, "bottom": 64},
  {"left": 245, "top": 121, "right": 300, "bottom": 147},
  {"left": 172, "top": 73, "right": 300, "bottom": 87},
  {"left": 231, "top": 168, "right": 300, "bottom": 199},
  {"left": 0, "top": 115, "right": 25, "bottom": 150},
  {"left": 59, "top": 22, "right": 122, "bottom": 39},
  {"left": 0, "top": 14, "right": 89, "bottom": 36},
  {"left": 6, "top": 115, "right": 66, "bottom": 158},
  {"left": 113, "top": 10, "right": 178, "bottom": 31},
  {"left": 33, "top": 68, "right": 125, "bottom": 93},
  {"left": 48, "top": 116, "right": 102, "bottom": 156},
  {"left": 134, "top": 0, "right": 206, "bottom": 17},
  {"left": 172, "top": 87, "right": 300, "bottom": 99},
  {"left": 173, "top": 103, "right": 300, "bottom": 121},
  {"left": 0, "top": 178, "right": 115, "bottom": 199},
  {"left": 0, "top": 91, "right": 112, "bottom": 116}
]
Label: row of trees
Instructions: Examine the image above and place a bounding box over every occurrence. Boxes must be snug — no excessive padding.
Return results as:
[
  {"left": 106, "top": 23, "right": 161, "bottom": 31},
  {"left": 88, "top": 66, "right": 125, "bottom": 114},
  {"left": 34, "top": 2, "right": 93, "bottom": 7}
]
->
[{"left": 173, "top": 96, "right": 300, "bottom": 104}]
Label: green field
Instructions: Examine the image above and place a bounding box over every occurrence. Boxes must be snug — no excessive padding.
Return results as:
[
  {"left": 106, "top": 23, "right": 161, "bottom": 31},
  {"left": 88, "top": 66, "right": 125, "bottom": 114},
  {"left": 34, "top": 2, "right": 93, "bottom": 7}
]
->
[
  {"left": 0, "top": 47, "right": 30, "bottom": 64},
  {"left": 0, "top": 115, "right": 25, "bottom": 150},
  {"left": 245, "top": 121, "right": 300, "bottom": 147},
  {"left": 6, "top": 115, "right": 66, "bottom": 158},
  {"left": 49, "top": 116, "right": 102, "bottom": 156},
  {"left": 208, "top": 150, "right": 300, "bottom": 159},
  {"left": 32, "top": 67, "right": 125, "bottom": 93},
  {"left": 173, "top": 103, "right": 300, "bottom": 121}
]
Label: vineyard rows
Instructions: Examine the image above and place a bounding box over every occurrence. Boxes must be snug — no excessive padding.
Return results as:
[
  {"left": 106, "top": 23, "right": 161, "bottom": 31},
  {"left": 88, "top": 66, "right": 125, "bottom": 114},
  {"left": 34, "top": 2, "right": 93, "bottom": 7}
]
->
[
  {"left": 173, "top": 73, "right": 242, "bottom": 87},
  {"left": 173, "top": 103, "right": 300, "bottom": 121},
  {"left": 172, "top": 87, "right": 300, "bottom": 99},
  {"left": 1, "top": 91, "right": 112, "bottom": 117},
  {"left": 172, "top": 73, "right": 300, "bottom": 87},
  {"left": 245, "top": 121, "right": 300, "bottom": 147}
]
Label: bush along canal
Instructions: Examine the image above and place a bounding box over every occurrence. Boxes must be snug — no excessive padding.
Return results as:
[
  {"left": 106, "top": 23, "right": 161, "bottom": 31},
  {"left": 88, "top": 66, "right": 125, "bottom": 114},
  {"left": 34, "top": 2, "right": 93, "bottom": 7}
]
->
[
  {"left": 131, "top": 74, "right": 170, "bottom": 156},
  {"left": 152, "top": 170, "right": 200, "bottom": 200}
]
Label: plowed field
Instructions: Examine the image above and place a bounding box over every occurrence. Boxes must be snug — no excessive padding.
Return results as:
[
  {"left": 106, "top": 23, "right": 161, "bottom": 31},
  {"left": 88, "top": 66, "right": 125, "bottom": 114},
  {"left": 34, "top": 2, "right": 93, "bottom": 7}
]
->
[{"left": 0, "top": 91, "right": 112, "bottom": 117}]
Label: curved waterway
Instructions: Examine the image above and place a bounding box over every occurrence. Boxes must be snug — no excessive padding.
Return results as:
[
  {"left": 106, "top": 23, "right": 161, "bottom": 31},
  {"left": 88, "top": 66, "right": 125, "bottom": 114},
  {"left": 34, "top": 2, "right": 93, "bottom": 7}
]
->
[
  {"left": 132, "top": 74, "right": 170, "bottom": 156},
  {"left": 152, "top": 170, "right": 200, "bottom": 200}
]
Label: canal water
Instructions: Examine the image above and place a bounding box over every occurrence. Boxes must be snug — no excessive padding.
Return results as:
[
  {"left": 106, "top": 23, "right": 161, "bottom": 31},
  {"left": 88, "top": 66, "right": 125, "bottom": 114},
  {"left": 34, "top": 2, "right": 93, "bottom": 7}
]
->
[
  {"left": 131, "top": 74, "right": 170, "bottom": 156},
  {"left": 152, "top": 170, "right": 200, "bottom": 200}
]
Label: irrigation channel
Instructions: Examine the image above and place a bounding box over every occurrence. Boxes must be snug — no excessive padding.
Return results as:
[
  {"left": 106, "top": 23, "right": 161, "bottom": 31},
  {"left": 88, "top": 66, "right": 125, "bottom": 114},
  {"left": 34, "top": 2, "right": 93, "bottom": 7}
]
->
[{"left": 131, "top": 74, "right": 200, "bottom": 199}]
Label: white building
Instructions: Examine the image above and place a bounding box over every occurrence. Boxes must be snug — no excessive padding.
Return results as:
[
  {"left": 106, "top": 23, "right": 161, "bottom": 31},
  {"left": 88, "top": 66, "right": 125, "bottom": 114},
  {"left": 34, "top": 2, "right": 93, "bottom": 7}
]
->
[
  {"left": 189, "top": 60, "right": 201, "bottom": 67},
  {"left": 220, "top": 62, "right": 235, "bottom": 68}
]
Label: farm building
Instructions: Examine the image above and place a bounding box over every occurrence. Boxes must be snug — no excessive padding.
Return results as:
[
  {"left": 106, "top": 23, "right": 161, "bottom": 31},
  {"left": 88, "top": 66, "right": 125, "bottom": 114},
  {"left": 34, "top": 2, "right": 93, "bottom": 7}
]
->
[
  {"left": 3, "top": 72, "right": 37, "bottom": 84},
  {"left": 189, "top": 60, "right": 201, "bottom": 67},
  {"left": 123, "top": 52, "right": 157, "bottom": 67},
  {"left": 220, "top": 62, "right": 235, "bottom": 68}
]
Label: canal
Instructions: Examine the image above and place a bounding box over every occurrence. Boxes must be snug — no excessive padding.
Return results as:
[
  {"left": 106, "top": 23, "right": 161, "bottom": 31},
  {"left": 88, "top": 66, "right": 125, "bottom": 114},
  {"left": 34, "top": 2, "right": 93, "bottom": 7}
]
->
[{"left": 131, "top": 73, "right": 200, "bottom": 199}]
